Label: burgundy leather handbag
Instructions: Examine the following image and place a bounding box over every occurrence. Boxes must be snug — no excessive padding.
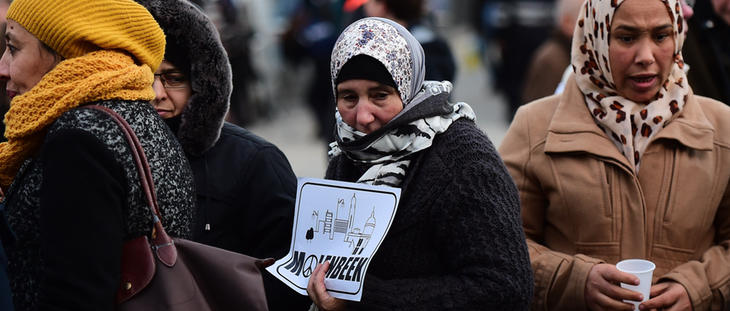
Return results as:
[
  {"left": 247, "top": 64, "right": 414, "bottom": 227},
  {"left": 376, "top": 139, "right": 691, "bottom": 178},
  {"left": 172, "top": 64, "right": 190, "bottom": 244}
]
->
[{"left": 85, "top": 105, "right": 270, "bottom": 311}]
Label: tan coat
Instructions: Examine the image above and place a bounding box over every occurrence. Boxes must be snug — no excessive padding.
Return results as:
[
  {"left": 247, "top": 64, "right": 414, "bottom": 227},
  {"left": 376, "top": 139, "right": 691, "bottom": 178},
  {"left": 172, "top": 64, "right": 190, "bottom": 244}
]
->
[{"left": 499, "top": 76, "right": 730, "bottom": 311}]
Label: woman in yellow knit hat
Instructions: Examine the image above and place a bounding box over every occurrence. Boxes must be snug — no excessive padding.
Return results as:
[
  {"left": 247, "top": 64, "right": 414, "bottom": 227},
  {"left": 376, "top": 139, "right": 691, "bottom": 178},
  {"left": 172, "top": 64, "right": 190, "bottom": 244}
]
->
[{"left": 0, "top": 0, "right": 195, "bottom": 309}]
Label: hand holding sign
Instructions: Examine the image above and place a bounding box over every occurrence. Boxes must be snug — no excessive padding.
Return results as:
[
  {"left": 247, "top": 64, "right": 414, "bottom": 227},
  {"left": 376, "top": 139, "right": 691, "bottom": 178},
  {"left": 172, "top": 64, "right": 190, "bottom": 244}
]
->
[
  {"left": 266, "top": 178, "right": 401, "bottom": 301},
  {"left": 307, "top": 262, "right": 346, "bottom": 311}
]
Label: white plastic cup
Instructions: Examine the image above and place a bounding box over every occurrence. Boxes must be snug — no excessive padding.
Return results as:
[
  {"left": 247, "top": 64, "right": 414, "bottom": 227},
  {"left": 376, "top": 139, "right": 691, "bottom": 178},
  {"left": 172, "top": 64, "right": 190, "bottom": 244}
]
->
[{"left": 616, "top": 259, "right": 656, "bottom": 311}]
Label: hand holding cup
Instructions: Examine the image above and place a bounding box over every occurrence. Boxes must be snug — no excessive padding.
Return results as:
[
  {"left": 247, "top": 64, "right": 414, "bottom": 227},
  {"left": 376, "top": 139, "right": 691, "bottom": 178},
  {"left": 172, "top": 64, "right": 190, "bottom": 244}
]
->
[
  {"left": 585, "top": 263, "right": 644, "bottom": 310},
  {"left": 616, "top": 259, "right": 655, "bottom": 311}
]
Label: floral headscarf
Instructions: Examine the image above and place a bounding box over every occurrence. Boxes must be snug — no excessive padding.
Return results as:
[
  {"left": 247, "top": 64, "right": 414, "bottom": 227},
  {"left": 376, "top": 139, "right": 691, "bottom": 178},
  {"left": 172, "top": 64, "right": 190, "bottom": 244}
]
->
[
  {"left": 330, "top": 17, "right": 425, "bottom": 105},
  {"left": 571, "top": 0, "right": 689, "bottom": 171},
  {"left": 329, "top": 17, "right": 475, "bottom": 187}
]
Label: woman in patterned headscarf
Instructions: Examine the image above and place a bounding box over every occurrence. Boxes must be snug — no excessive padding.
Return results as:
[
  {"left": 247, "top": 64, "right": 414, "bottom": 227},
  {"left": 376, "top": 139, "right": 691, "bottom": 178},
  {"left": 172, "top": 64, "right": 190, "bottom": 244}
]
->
[
  {"left": 306, "top": 17, "right": 533, "bottom": 310},
  {"left": 500, "top": 0, "right": 730, "bottom": 309}
]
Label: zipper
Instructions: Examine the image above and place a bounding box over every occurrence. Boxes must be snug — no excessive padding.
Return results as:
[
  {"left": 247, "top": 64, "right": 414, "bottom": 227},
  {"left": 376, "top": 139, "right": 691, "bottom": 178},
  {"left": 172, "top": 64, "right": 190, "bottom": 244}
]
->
[
  {"left": 661, "top": 148, "right": 678, "bottom": 223},
  {"left": 595, "top": 155, "right": 648, "bottom": 251},
  {"left": 604, "top": 163, "right": 614, "bottom": 218}
]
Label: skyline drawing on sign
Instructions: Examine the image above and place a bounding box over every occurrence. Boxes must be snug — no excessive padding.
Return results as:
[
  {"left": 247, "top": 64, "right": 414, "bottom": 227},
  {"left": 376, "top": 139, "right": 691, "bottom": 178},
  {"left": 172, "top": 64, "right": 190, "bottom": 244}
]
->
[
  {"left": 266, "top": 177, "right": 401, "bottom": 301},
  {"left": 306, "top": 193, "right": 376, "bottom": 256}
]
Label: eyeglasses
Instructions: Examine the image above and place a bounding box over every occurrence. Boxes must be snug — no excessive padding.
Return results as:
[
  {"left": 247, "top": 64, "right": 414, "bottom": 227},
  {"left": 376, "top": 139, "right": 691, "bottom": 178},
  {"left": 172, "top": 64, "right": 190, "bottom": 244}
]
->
[{"left": 154, "top": 71, "right": 188, "bottom": 89}]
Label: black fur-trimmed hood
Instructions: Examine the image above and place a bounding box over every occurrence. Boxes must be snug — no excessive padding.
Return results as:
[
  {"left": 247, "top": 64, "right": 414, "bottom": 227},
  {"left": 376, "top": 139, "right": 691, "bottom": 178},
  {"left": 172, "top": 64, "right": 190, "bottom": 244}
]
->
[{"left": 137, "top": 0, "right": 232, "bottom": 156}]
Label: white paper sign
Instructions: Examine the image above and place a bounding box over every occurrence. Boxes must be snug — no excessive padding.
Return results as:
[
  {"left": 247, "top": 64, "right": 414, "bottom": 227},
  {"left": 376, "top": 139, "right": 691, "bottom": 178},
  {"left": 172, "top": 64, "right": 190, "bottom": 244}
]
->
[{"left": 266, "top": 177, "right": 401, "bottom": 301}]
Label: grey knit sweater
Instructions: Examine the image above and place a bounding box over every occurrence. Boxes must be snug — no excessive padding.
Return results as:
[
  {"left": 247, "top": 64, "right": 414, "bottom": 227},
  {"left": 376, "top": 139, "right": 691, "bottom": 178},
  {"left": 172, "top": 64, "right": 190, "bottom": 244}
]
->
[
  {"left": 4, "top": 101, "right": 195, "bottom": 310},
  {"left": 326, "top": 118, "right": 533, "bottom": 310}
]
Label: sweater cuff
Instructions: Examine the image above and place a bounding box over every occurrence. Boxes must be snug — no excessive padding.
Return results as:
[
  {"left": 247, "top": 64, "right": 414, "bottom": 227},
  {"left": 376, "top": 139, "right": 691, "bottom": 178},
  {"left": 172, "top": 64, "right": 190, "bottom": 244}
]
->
[
  {"left": 568, "top": 254, "right": 604, "bottom": 310},
  {"left": 659, "top": 270, "right": 712, "bottom": 311},
  {"left": 532, "top": 252, "right": 603, "bottom": 310}
]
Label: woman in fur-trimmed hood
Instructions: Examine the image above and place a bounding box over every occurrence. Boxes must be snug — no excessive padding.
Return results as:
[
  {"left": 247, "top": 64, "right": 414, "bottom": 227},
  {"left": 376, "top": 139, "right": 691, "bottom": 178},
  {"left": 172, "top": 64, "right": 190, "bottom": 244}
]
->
[{"left": 136, "top": 0, "right": 309, "bottom": 309}]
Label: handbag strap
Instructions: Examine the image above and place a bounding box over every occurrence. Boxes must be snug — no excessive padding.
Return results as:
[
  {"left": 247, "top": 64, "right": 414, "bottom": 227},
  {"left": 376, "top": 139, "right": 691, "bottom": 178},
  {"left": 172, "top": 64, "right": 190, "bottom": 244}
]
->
[{"left": 84, "top": 105, "right": 177, "bottom": 267}]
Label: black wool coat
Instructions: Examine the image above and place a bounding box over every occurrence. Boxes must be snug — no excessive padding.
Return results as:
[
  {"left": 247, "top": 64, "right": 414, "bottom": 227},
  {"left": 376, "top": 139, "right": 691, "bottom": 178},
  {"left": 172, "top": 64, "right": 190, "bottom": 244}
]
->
[
  {"left": 187, "top": 123, "right": 307, "bottom": 310},
  {"left": 326, "top": 119, "right": 534, "bottom": 310},
  {"left": 189, "top": 123, "right": 296, "bottom": 258}
]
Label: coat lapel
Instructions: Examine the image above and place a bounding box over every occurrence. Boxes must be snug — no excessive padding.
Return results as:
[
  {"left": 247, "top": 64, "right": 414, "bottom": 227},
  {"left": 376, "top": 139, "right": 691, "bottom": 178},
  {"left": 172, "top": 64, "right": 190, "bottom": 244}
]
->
[
  {"left": 543, "top": 76, "right": 715, "bottom": 172},
  {"left": 544, "top": 76, "right": 633, "bottom": 170},
  {"left": 649, "top": 89, "right": 714, "bottom": 151}
]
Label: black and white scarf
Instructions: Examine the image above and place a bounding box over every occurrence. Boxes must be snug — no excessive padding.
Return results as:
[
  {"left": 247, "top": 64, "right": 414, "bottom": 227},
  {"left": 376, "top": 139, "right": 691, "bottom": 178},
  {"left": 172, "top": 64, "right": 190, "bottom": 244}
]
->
[{"left": 329, "top": 81, "right": 475, "bottom": 187}]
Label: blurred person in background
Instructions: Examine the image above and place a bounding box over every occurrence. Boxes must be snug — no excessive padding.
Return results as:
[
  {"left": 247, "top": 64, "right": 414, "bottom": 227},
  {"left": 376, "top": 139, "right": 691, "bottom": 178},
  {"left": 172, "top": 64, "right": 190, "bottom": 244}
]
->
[
  {"left": 139, "top": 0, "right": 310, "bottom": 310},
  {"left": 281, "top": 0, "right": 346, "bottom": 144},
  {"left": 307, "top": 17, "right": 532, "bottom": 310},
  {"left": 521, "top": 0, "right": 583, "bottom": 103},
  {"left": 683, "top": 0, "right": 730, "bottom": 104},
  {"left": 477, "top": 0, "right": 555, "bottom": 122},
  {"left": 193, "top": 0, "right": 268, "bottom": 126},
  {"left": 0, "top": 0, "right": 196, "bottom": 309},
  {"left": 500, "top": 0, "right": 730, "bottom": 309},
  {"left": 362, "top": 0, "right": 457, "bottom": 82}
]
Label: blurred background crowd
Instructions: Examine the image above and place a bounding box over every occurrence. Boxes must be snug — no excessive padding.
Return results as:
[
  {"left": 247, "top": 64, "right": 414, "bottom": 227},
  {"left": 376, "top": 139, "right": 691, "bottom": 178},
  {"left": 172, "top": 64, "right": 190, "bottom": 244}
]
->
[
  {"left": 183, "top": 0, "right": 560, "bottom": 177},
  {"left": 2, "top": 0, "right": 728, "bottom": 178}
]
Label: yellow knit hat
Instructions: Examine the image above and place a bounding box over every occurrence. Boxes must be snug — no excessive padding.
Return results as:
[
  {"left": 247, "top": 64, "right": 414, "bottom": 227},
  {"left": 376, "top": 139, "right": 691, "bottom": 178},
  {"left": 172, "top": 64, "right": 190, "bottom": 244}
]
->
[{"left": 7, "top": 0, "right": 166, "bottom": 71}]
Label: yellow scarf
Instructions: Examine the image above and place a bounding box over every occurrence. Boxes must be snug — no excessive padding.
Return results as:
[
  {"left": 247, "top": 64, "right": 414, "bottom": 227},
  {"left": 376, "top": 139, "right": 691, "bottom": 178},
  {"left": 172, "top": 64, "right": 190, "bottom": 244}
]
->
[{"left": 0, "top": 50, "right": 156, "bottom": 189}]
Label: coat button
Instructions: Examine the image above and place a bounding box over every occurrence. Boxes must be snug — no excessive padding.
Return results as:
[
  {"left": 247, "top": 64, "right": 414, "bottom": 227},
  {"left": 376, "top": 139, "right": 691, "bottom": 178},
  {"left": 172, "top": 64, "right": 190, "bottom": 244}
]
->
[{"left": 125, "top": 282, "right": 132, "bottom": 291}]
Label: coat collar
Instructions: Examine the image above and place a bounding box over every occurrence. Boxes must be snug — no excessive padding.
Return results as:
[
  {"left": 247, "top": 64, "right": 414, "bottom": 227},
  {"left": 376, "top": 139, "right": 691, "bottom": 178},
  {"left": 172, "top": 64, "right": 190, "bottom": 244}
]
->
[
  {"left": 650, "top": 90, "right": 714, "bottom": 151},
  {"left": 545, "top": 75, "right": 714, "bottom": 169}
]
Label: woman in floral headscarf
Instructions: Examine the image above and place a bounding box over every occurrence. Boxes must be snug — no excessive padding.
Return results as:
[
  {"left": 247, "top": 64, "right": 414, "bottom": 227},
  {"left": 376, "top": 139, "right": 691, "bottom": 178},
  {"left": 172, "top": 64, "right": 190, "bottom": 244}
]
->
[
  {"left": 306, "top": 17, "right": 533, "bottom": 310},
  {"left": 499, "top": 0, "right": 730, "bottom": 309}
]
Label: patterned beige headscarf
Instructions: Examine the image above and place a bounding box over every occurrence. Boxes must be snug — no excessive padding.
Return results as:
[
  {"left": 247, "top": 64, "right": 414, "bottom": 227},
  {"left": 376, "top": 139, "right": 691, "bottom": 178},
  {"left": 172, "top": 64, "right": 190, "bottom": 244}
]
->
[{"left": 571, "top": 0, "right": 689, "bottom": 171}]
